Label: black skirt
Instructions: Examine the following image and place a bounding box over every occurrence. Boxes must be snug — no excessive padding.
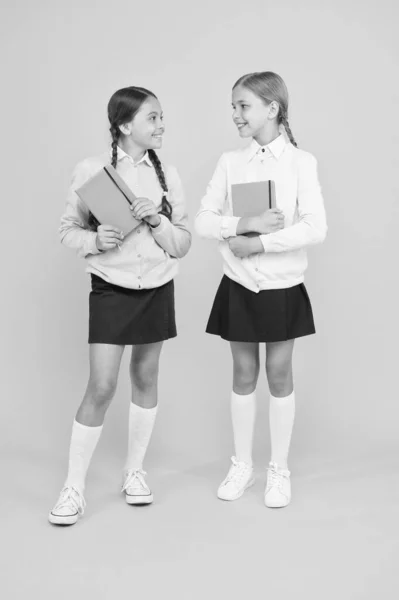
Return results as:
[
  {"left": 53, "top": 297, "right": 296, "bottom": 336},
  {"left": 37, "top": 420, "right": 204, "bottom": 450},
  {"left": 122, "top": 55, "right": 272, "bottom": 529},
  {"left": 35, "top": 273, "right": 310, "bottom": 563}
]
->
[
  {"left": 206, "top": 275, "right": 315, "bottom": 343},
  {"left": 88, "top": 275, "right": 177, "bottom": 345}
]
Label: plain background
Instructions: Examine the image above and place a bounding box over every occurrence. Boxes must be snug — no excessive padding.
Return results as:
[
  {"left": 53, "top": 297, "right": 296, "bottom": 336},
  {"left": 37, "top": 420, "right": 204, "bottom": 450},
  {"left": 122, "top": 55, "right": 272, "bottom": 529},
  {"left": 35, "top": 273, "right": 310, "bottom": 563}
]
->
[{"left": 1, "top": 0, "right": 398, "bottom": 598}]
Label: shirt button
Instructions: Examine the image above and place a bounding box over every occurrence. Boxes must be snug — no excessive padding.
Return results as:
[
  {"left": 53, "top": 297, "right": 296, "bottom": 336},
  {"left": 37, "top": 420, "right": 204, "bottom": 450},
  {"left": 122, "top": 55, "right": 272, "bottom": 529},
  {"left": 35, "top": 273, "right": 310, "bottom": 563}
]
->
[
  {"left": 261, "top": 148, "right": 265, "bottom": 153},
  {"left": 138, "top": 276, "right": 142, "bottom": 280},
  {"left": 137, "top": 229, "right": 141, "bottom": 234},
  {"left": 138, "top": 254, "right": 142, "bottom": 258},
  {"left": 255, "top": 268, "right": 259, "bottom": 272}
]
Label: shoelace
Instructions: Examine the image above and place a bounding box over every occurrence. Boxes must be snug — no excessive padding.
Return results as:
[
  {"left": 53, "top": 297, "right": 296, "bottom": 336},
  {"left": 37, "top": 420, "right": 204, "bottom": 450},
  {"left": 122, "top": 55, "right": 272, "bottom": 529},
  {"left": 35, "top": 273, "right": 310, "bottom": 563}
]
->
[
  {"left": 55, "top": 486, "right": 86, "bottom": 515},
  {"left": 267, "top": 463, "right": 290, "bottom": 491},
  {"left": 121, "top": 469, "right": 148, "bottom": 493},
  {"left": 224, "top": 456, "right": 251, "bottom": 486}
]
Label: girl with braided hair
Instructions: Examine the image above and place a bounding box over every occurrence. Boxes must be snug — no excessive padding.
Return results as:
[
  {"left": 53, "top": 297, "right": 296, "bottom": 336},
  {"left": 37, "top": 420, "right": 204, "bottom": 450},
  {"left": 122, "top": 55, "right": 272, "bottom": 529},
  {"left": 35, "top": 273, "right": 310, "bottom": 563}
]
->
[
  {"left": 195, "top": 71, "right": 327, "bottom": 508},
  {"left": 49, "top": 87, "right": 191, "bottom": 525}
]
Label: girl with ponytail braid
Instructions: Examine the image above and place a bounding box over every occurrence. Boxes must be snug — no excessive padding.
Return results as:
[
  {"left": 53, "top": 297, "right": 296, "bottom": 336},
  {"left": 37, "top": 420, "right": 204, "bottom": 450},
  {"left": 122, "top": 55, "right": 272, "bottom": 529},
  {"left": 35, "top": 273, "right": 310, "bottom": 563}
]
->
[
  {"left": 195, "top": 71, "right": 327, "bottom": 509},
  {"left": 52, "top": 87, "right": 191, "bottom": 526}
]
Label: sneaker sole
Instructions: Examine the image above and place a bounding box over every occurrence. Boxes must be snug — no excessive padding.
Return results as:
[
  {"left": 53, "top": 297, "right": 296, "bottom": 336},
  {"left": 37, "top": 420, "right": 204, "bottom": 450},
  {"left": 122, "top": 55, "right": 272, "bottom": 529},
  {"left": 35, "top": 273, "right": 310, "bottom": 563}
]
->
[
  {"left": 264, "top": 494, "right": 291, "bottom": 508},
  {"left": 217, "top": 476, "right": 256, "bottom": 501},
  {"left": 125, "top": 493, "right": 154, "bottom": 505},
  {"left": 48, "top": 512, "right": 79, "bottom": 525}
]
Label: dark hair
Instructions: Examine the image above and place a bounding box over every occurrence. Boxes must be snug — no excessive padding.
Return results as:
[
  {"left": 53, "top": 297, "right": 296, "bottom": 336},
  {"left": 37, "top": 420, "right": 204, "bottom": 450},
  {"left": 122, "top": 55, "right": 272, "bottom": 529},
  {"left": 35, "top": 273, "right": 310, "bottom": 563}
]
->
[
  {"left": 233, "top": 71, "right": 298, "bottom": 147},
  {"left": 87, "top": 86, "right": 172, "bottom": 231}
]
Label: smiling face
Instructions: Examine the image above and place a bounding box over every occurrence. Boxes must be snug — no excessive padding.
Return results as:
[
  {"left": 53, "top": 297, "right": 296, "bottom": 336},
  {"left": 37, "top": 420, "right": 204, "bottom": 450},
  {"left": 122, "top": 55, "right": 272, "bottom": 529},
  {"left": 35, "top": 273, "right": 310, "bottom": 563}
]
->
[
  {"left": 232, "top": 85, "right": 278, "bottom": 141},
  {"left": 120, "top": 96, "right": 165, "bottom": 151}
]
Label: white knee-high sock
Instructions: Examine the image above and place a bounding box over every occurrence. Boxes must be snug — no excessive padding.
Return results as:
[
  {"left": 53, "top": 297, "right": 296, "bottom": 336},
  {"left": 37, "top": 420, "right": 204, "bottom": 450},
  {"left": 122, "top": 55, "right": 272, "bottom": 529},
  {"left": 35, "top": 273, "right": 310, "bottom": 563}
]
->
[
  {"left": 231, "top": 391, "right": 256, "bottom": 466},
  {"left": 64, "top": 420, "right": 103, "bottom": 492},
  {"left": 125, "top": 403, "right": 158, "bottom": 472},
  {"left": 269, "top": 391, "right": 295, "bottom": 470}
]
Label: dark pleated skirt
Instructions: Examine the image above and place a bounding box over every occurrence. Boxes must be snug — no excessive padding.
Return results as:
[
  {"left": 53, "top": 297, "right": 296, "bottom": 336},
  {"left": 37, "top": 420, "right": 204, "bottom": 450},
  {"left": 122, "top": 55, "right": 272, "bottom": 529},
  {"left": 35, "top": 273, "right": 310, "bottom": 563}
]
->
[
  {"left": 88, "top": 275, "right": 176, "bottom": 345},
  {"left": 206, "top": 275, "right": 315, "bottom": 343}
]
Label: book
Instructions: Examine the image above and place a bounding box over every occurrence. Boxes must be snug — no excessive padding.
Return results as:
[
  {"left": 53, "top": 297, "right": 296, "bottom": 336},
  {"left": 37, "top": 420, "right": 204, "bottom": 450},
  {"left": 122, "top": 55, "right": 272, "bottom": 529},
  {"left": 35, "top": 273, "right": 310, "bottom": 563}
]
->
[
  {"left": 231, "top": 180, "right": 276, "bottom": 217},
  {"left": 75, "top": 164, "right": 141, "bottom": 235}
]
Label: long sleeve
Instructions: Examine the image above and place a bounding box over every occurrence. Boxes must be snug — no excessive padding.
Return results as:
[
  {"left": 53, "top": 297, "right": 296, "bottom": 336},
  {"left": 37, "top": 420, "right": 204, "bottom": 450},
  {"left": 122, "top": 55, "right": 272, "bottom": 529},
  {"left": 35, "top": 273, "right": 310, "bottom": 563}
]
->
[
  {"left": 260, "top": 153, "right": 327, "bottom": 253},
  {"left": 150, "top": 165, "right": 191, "bottom": 259},
  {"left": 59, "top": 160, "right": 102, "bottom": 258},
  {"left": 194, "top": 154, "right": 240, "bottom": 240}
]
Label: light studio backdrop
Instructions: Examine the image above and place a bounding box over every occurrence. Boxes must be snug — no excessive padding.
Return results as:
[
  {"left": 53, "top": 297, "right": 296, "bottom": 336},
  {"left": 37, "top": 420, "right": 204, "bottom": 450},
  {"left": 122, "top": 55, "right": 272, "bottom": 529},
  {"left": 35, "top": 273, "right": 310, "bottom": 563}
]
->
[{"left": 1, "top": 0, "right": 398, "bottom": 598}]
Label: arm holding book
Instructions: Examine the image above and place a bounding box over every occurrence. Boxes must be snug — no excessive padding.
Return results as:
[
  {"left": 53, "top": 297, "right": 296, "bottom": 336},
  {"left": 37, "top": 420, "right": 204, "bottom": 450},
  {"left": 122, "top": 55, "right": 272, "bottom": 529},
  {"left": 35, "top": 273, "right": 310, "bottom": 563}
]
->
[
  {"left": 60, "top": 160, "right": 124, "bottom": 257},
  {"left": 132, "top": 166, "right": 191, "bottom": 259},
  {"left": 259, "top": 154, "right": 327, "bottom": 253},
  {"left": 228, "top": 210, "right": 285, "bottom": 257},
  {"left": 195, "top": 154, "right": 240, "bottom": 241},
  {"left": 229, "top": 154, "right": 327, "bottom": 258},
  {"left": 195, "top": 154, "right": 284, "bottom": 242}
]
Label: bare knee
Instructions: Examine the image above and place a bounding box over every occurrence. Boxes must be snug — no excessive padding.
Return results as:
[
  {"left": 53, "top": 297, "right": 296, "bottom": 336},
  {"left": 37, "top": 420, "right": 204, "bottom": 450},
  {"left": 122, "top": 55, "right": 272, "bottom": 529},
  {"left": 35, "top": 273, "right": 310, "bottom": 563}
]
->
[
  {"left": 86, "top": 377, "right": 118, "bottom": 410},
  {"left": 131, "top": 359, "right": 159, "bottom": 393},
  {"left": 233, "top": 358, "right": 259, "bottom": 395},
  {"left": 266, "top": 361, "right": 293, "bottom": 397}
]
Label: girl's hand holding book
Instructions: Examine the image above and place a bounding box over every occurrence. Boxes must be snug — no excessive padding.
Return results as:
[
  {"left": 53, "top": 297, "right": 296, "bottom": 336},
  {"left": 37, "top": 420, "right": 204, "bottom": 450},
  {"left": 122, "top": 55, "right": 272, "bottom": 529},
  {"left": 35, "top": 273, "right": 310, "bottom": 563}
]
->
[
  {"left": 228, "top": 235, "right": 263, "bottom": 258},
  {"left": 237, "top": 209, "right": 284, "bottom": 237},
  {"left": 95, "top": 225, "right": 124, "bottom": 252},
  {"left": 130, "top": 197, "right": 161, "bottom": 228},
  {"left": 254, "top": 208, "right": 284, "bottom": 234}
]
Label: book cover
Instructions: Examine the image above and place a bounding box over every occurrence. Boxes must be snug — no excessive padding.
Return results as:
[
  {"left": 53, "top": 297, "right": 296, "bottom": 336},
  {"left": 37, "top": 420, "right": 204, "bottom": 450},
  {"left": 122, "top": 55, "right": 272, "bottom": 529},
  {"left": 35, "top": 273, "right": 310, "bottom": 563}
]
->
[
  {"left": 75, "top": 166, "right": 141, "bottom": 235},
  {"left": 231, "top": 180, "right": 276, "bottom": 217}
]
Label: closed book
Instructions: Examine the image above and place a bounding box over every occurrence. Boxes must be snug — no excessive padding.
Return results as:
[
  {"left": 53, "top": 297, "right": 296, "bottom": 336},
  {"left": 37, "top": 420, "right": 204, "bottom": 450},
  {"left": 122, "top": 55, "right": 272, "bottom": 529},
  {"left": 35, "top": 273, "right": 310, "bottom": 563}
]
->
[
  {"left": 75, "top": 164, "right": 140, "bottom": 235},
  {"left": 231, "top": 180, "right": 276, "bottom": 217}
]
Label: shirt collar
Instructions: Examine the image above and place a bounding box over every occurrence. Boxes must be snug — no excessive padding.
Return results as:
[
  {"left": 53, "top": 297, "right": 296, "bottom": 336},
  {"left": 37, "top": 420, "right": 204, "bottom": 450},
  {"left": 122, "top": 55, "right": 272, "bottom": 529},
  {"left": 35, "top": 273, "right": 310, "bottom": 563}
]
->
[
  {"left": 110, "top": 146, "right": 153, "bottom": 167},
  {"left": 247, "top": 134, "right": 287, "bottom": 162}
]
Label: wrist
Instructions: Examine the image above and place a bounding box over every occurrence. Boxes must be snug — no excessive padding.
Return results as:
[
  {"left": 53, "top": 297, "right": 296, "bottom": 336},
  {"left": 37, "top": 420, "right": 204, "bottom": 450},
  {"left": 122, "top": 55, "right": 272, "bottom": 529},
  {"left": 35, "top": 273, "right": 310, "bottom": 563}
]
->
[
  {"left": 148, "top": 214, "right": 162, "bottom": 228},
  {"left": 237, "top": 216, "right": 250, "bottom": 235},
  {"left": 95, "top": 234, "right": 103, "bottom": 252},
  {"left": 247, "top": 216, "right": 260, "bottom": 233},
  {"left": 249, "top": 235, "right": 263, "bottom": 254},
  {"left": 237, "top": 216, "right": 259, "bottom": 234}
]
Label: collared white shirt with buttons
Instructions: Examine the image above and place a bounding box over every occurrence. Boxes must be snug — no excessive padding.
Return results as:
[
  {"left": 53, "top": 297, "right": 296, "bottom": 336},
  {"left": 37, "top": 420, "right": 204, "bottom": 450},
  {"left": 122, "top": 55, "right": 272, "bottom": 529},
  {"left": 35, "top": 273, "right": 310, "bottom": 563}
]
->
[
  {"left": 60, "top": 147, "right": 191, "bottom": 289},
  {"left": 195, "top": 135, "right": 327, "bottom": 292}
]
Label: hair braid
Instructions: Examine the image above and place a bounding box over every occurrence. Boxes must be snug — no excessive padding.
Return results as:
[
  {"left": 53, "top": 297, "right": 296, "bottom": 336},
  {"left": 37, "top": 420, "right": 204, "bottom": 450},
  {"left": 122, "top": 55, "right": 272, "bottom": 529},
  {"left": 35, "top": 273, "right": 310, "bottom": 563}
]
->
[
  {"left": 110, "top": 124, "right": 119, "bottom": 168},
  {"left": 280, "top": 113, "right": 298, "bottom": 147},
  {"left": 87, "top": 124, "right": 120, "bottom": 231},
  {"left": 147, "top": 149, "right": 173, "bottom": 220}
]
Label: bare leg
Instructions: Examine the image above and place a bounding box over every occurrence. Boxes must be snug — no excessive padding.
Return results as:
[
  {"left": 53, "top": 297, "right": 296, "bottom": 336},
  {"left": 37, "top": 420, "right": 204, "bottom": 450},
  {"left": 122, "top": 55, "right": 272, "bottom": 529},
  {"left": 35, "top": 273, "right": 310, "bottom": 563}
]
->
[{"left": 76, "top": 343, "right": 125, "bottom": 426}]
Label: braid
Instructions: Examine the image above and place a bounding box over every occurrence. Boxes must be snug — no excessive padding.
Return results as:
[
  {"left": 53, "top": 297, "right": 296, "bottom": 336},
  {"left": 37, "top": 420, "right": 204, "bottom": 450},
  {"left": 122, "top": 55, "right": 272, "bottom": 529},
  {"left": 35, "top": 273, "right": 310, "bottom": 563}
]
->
[
  {"left": 147, "top": 149, "right": 173, "bottom": 220},
  {"left": 110, "top": 124, "right": 119, "bottom": 168},
  {"left": 87, "top": 124, "right": 120, "bottom": 231},
  {"left": 281, "top": 113, "right": 298, "bottom": 148}
]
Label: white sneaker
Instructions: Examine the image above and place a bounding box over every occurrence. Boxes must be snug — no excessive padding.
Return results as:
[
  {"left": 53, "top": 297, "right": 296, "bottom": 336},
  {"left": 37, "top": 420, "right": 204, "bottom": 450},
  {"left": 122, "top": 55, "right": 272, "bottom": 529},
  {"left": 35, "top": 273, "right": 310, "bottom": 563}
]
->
[
  {"left": 217, "top": 456, "right": 255, "bottom": 501},
  {"left": 122, "top": 469, "right": 153, "bottom": 505},
  {"left": 48, "top": 486, "right": 86, "bottom": 525},
  {"left": 264, "top": 462, "right": 291, "bottom": 508}
]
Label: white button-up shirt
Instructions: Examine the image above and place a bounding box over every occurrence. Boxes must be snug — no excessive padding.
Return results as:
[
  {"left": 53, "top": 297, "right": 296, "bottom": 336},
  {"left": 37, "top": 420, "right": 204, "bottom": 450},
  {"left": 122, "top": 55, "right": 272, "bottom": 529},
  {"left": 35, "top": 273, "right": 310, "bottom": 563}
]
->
[
  {"left": 60, "top": 147, "right": 191, "bottom": 289},
  {"left": 195, "top": 135, "right": 327, "bottom": 292}
]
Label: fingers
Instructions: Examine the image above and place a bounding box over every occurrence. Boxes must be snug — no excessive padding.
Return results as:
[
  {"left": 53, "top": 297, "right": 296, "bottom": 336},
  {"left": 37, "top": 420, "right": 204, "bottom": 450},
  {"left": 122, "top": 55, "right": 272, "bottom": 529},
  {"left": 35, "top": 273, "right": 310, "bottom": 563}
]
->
[
  {"left": 99, "top": 225, "right": 123, "bottom": 235},
  {"left": 98, "top": 232, "right": 123, "bottom": 244},
  {"left": 130, "top": 200, "right": 157, "bottom": 221},
  {"left": 100, "top": 242, "right": 119, "bottom": 251},
  {"left": 104, "top": 235, "right": 123, "bottom": 243},
  {"left": 130, "top": 201, "right": 149, "bottom": 213},
  {"left": 131, "top": 198, "right": 153, "bottom": 212},
  {"left": 98, "top": 226, "right": 124, "bottom": 241},
  {"left": 135, "top": 208, "right": 157, "bottom": 220}
]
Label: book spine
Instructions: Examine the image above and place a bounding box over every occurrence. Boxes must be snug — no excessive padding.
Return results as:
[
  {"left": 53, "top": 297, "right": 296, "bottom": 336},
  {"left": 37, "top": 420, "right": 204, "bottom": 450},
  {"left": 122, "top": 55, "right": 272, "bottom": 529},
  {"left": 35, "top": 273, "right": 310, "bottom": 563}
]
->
[
  {"left": 103, "top": 167, "right": 133, "bottom": 206},
  {"left": 270, "top": 180, "right": 276, "bottom": 209}
]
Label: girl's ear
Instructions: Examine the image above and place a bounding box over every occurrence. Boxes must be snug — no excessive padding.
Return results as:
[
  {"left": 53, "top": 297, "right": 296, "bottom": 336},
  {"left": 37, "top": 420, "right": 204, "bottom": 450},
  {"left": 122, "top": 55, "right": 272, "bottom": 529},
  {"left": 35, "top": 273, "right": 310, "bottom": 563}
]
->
[
  {"left": 119, "top": 123, "right": 131, "bottom": 135},
  {"left": 268, "top": 101, "right": 280, "bottom": 120}
]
